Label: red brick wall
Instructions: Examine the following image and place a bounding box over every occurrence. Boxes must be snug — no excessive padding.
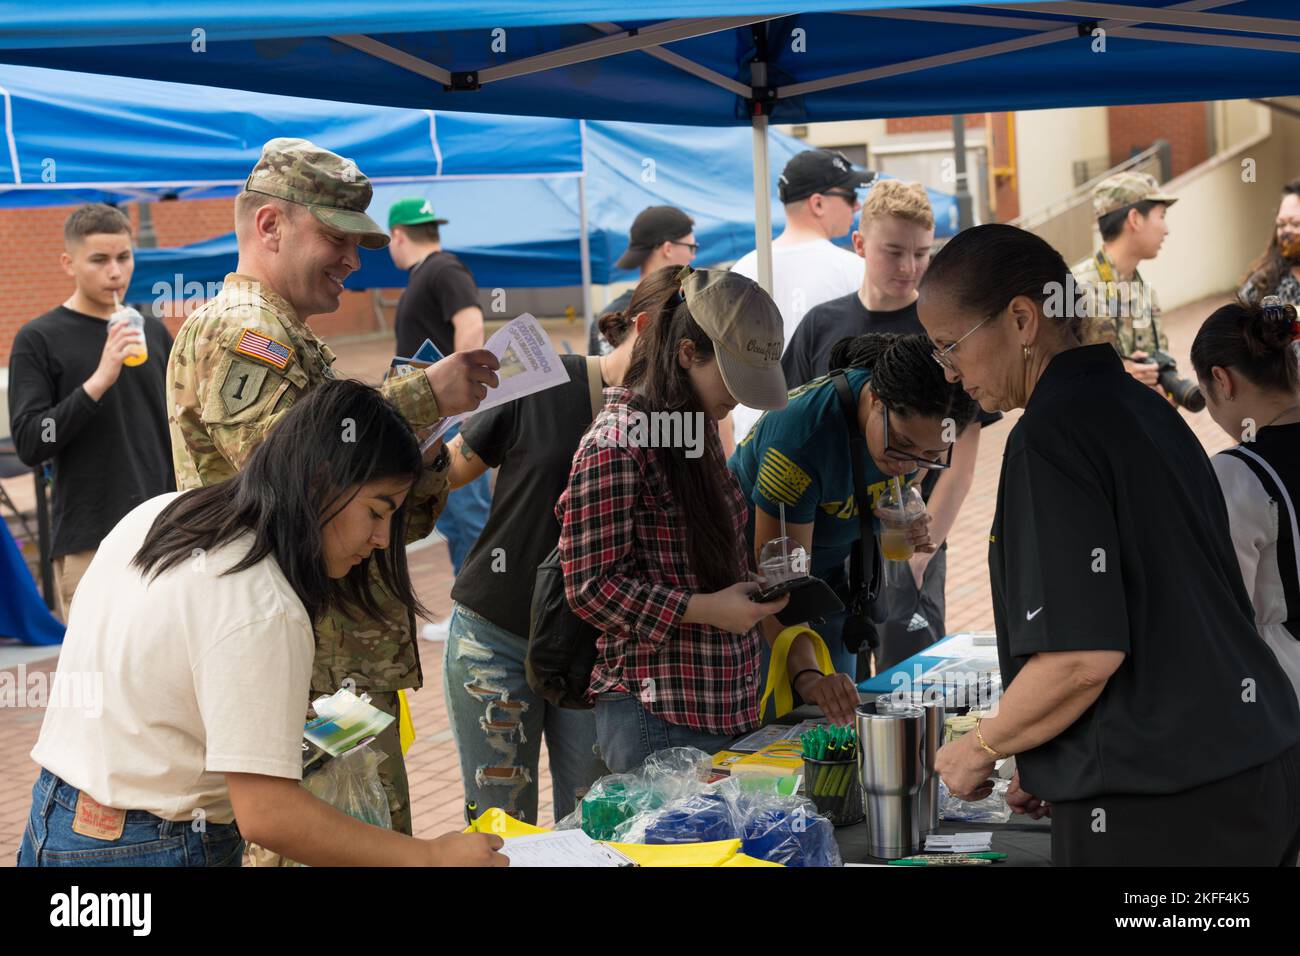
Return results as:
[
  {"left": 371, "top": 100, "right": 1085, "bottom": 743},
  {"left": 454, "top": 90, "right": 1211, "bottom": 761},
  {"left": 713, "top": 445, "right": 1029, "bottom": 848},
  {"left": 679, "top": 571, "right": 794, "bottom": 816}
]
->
[
  {"left": 885, "top": 113, "right": 986, "bottom": 134},
  {"left": 1107, "top": 102, "right": 1210, "bottom": 178},
  {"left": 0, "top": 197, "right": 385, "bottom": 367}
]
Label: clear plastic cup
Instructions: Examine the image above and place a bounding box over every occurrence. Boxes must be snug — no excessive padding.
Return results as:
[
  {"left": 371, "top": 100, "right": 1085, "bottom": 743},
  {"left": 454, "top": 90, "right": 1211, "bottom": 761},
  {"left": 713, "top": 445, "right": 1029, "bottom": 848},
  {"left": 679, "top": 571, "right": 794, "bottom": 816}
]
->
[
  {"left": 877, "top": 483, "right": 925, "bottom": 562},
  {"left": 757, "top": 537, "right": 808, "bottom": 588},
  {"left": 109, "top": 305, "right": 148, "bottom": 366}
]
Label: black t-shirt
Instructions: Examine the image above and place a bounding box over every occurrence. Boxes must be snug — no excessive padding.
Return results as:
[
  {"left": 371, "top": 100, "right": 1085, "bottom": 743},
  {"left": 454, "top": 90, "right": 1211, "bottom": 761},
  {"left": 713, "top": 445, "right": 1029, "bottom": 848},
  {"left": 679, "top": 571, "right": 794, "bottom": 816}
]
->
[
  {"left": 781, "top": 291, "right": 1002, "bottom": 500},
  {"left": 7, "top": 305, "right": 175, "bottom": 557},
  {"left": 451, "top": 353, "right": 600, "bottom": 637},
  {"left": 588, "top": 289, "right": 632, "bottom": 357},
  {"left": 394, "top": 251, "right": 479, "bottom": 359},
  {"left": 782, "top": 292, "right": 926, "bottom": 387},
  {"left": 989, "top": 344, "right": 1300, "bottom": 802}
]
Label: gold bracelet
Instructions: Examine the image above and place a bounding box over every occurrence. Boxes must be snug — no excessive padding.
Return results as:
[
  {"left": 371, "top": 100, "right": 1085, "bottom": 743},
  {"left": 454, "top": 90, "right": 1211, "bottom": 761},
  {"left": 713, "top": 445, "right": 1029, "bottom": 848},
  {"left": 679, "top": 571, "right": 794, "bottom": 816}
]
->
[{"left": 974, "top": 718, "right": 1010, "bottom": 761}]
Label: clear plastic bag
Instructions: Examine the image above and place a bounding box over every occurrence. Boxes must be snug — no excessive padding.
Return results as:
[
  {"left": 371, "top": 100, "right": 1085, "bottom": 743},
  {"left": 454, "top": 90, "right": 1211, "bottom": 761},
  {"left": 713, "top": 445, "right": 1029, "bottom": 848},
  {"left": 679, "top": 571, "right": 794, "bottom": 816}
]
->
[
  {"left": 739, "top": 799, "right": 841, "bottom": 867},
  {"left": 578, "top": 773, "right": 663, "bottom": 841},
  {"left": 301, "top": 740, "right": 392, "bottom": 829},
  {"left": 613, "top": 791, "right": 740, "bottom": 845},
  {"left": 938, "top": 777, "right": 1011, "bottom": 824}
]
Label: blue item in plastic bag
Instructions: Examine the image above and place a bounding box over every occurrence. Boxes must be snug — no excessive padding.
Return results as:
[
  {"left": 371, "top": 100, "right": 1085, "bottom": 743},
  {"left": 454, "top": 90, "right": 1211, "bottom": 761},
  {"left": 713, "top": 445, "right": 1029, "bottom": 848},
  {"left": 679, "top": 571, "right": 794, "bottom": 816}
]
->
[
  {"left": 643, "top": 793, "right": 738, "bottom": 845},
  {"left": 741, "top": 805, "right": 839, "bottom": 867}
]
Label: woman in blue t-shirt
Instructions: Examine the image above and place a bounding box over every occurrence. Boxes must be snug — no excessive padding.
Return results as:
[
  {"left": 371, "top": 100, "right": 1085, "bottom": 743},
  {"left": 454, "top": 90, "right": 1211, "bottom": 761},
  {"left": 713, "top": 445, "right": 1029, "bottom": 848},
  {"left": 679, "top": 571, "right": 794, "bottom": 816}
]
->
[{"left": 729, "top": 332, "right": 979, "bottom": 678}]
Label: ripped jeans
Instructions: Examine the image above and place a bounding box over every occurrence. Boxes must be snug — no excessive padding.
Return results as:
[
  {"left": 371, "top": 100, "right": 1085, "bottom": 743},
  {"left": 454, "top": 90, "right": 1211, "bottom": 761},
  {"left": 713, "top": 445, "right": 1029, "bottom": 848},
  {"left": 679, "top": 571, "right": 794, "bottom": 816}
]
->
[{"left": 444, "top": 604, "right": 607, "bottom": 824}]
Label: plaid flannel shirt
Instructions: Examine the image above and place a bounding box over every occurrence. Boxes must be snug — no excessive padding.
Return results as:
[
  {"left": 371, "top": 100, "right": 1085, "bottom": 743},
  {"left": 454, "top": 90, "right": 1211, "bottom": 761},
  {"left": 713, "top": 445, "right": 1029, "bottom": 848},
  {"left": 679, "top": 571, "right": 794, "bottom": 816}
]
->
[{"left": 555, "top": 386, "right": 762, "bottom": 736}]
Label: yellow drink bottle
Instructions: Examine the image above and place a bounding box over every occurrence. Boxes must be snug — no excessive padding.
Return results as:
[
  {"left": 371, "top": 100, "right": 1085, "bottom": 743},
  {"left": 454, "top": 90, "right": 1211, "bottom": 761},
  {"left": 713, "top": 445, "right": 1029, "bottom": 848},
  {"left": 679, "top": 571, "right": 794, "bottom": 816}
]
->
[{"left": 109, "top": 304, "right": 148, "bottom": 366}]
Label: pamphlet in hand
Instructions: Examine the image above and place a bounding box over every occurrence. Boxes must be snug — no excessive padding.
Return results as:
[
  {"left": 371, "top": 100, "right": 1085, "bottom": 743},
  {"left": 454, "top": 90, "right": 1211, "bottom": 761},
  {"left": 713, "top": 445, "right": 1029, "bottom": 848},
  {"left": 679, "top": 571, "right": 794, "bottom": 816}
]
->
[
  {"left": 304, "top": 688, "right": 396, "bottom": 757},
  {"left": 417, "top": 312, "right": 570, "bottom": 450}
]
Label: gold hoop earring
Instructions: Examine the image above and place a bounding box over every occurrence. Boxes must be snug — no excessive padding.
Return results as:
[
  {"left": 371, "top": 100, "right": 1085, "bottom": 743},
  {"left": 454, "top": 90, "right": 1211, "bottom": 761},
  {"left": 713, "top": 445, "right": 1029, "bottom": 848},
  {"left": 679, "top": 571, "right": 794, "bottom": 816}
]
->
[{"left": 1022, "top": 344, "right": 1031, "bottom": 363}]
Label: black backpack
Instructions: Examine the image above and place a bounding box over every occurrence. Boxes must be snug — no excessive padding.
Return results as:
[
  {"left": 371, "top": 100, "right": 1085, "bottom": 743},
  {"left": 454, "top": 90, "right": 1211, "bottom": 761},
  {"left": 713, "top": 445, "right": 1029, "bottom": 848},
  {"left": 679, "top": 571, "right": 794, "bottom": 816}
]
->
[
  {"left": 525, "top": 546, "right": 600, "bottom": 709},
  {"left": 524, "top": 355, "right": 605, "bottom": 709}
]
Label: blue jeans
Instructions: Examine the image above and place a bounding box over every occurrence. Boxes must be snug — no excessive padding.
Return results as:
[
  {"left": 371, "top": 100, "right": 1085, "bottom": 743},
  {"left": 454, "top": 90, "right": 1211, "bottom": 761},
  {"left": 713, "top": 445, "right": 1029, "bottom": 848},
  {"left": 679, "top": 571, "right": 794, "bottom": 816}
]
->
[
  {"left": 17, "top": 768, "right": 244, "bottom": 867},
  {"left": 444, "top": 604, "right": 607, "bottom": 823},
  {"left": 593, "top": 692, "right": 735, "bottom": 774},
  {"left": 435, "top": 471, "right": 491, "bottom": 576}
]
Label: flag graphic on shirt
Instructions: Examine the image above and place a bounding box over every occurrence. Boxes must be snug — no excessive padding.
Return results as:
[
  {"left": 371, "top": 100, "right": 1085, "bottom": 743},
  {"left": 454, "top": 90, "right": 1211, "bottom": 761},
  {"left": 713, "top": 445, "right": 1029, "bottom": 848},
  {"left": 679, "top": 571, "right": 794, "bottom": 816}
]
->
[
  {"left": 234, "top": 329, "right": 293, "bottom": 370},
  {"left": 757, "top": 447, "right": 812, "bottom": 506}
]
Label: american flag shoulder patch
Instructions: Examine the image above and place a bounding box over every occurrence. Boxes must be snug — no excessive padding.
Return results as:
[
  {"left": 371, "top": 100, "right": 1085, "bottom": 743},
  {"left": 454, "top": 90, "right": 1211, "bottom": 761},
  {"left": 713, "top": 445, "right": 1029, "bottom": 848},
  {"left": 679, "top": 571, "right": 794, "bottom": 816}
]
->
[{"left": 233, "top": 329, "right": 294, "bottom": 370}]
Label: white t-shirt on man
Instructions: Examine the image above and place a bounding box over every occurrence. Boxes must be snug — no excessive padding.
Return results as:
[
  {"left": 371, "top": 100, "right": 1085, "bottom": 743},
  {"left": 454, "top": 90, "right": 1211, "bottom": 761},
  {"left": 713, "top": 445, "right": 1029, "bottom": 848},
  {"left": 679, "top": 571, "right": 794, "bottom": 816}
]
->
[
  {"left": 730, "top": 239, "right": 863, "bottom": 440},
  {"left": 31, "top": 492, "right": 315, "bottom": 824}
]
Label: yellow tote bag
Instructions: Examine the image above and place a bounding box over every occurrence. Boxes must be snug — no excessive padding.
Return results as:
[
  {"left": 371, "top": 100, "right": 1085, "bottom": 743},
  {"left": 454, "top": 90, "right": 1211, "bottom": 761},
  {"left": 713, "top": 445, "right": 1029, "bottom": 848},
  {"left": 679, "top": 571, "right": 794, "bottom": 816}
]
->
[{"left": 757, "top": 625, "right": 834, "bottom": 722}]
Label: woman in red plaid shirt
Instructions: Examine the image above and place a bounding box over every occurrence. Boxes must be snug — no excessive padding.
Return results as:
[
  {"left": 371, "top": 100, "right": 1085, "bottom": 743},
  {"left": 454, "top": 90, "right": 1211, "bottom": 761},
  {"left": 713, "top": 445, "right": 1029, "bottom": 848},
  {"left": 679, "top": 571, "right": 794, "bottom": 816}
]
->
[{"left": 556, "top": 268, "right": 860, "bottom": 773}]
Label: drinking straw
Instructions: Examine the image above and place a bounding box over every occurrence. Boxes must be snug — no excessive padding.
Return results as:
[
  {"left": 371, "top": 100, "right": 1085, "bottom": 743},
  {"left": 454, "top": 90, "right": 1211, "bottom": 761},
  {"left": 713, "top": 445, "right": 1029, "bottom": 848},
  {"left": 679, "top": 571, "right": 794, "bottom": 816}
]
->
[{"left": 779, "top": 501, "right": 787, "bottom": 567}]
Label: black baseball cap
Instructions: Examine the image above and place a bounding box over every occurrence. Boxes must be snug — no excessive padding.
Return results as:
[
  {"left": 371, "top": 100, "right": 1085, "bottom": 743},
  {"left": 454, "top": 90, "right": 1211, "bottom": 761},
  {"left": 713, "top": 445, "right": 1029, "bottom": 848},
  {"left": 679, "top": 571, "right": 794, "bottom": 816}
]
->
[
  {"left": 616, "top": 205, "right": 695, "bottom": 270},
  {"left": 778, "top": 149, "right": 876, "bottom": 204}
]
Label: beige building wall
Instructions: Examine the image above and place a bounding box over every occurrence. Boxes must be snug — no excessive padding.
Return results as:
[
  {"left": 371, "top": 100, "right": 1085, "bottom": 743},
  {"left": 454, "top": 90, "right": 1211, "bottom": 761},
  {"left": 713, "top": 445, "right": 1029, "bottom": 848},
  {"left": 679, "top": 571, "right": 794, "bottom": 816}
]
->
[
  {"left": 1141, "top": 111, "right": 1286, "bottom": 311},
  {"left": 1014, "top": 107, "right": 1110, "bottom": 220}
]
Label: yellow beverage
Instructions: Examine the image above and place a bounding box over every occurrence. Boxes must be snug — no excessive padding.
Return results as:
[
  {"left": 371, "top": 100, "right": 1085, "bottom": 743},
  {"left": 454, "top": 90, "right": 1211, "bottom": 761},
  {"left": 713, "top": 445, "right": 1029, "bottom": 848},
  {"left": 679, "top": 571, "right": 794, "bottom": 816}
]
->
[
  {"left": 123, "top": 343, "right": 148, "bottom": 367},
  {"left": 880, "top": 526, "right": 913, "bottom": 561}
]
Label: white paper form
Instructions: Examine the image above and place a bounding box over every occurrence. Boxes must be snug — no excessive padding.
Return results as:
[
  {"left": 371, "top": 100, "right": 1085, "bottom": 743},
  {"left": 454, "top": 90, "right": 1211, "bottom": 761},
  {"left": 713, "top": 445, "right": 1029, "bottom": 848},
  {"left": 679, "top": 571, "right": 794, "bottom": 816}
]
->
[
  {"left": 499, "top": 830, "right": 636, "bottom": 868},
  {"left": 420, "top": 313, "right": 570, "bottom": 450}
]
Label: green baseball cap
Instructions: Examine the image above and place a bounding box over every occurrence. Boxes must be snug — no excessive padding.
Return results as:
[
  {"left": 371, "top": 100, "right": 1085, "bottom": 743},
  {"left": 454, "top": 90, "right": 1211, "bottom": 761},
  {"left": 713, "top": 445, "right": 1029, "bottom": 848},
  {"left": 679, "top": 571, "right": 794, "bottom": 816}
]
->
[
  {"left": 244, "top": 137, "right": 389, "bottom": 249},
  {"left": 389, "top": 197, "right": 450, "bottom": 229}
]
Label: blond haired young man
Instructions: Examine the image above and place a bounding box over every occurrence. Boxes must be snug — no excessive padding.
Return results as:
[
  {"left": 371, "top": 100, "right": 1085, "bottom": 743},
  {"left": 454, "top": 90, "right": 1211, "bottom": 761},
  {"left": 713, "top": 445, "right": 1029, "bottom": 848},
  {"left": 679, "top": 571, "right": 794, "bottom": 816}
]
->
[{"left": 781, "top": 180, "right": 1000, "bottom": 671}]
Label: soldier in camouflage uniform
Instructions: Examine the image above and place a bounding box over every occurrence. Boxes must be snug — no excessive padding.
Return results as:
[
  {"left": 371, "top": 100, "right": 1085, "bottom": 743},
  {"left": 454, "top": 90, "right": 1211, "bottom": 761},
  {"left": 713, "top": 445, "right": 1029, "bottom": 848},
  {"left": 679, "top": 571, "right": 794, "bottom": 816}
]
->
[
  {"left": 167, "top": 138, "right": 499, "bottom": 837},
  {"left": 1071, "top": 171, "right": 1178, "bottom": 389}
]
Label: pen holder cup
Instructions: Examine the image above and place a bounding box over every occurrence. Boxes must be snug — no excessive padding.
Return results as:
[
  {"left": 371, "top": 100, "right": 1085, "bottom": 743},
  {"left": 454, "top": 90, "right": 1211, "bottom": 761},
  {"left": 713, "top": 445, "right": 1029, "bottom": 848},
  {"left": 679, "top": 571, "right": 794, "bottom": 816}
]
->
[{"left": 802, "top": 757, "right": 864, "bottom": 827}]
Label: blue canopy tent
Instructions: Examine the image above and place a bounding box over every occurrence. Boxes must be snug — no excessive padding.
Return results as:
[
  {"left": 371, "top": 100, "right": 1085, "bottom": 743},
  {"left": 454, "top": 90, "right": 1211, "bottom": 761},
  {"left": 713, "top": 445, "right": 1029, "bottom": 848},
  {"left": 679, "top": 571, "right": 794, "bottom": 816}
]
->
[
  {"left": 0, "top": 64, "right": 583, "bottom": 207},
  {"left": 2, "top": 1, "right": 1300, "bottom": 289},
  {"left": 125, "top": 121, "right": 958, "bottom": 296}
]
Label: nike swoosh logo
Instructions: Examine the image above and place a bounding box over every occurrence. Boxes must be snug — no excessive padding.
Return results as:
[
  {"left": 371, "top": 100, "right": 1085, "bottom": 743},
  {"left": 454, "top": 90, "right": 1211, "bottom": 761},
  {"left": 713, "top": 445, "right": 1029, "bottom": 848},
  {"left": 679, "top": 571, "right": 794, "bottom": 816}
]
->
[{"left": 1026, "top": 607, "right": 1043, "bottom": 621}]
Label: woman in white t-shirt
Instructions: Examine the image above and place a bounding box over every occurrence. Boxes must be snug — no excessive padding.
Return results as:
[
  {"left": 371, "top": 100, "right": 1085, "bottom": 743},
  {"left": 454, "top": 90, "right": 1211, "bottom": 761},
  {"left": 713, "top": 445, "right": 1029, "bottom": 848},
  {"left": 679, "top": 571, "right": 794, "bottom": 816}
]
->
[
  {"left": 19, "top": 379, "right": 507, "bottom": 867},
  {"left": 1193, "top": 300, "right": 1300, "bottom": 705}
]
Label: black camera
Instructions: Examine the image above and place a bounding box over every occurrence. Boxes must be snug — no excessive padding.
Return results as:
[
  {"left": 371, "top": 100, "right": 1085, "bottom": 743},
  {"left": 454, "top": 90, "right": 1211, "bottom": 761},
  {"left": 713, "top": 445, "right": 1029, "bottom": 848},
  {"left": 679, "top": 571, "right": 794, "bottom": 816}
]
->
[{"left": 1134, "top": 350, "right": 1205, "bottom": 412}]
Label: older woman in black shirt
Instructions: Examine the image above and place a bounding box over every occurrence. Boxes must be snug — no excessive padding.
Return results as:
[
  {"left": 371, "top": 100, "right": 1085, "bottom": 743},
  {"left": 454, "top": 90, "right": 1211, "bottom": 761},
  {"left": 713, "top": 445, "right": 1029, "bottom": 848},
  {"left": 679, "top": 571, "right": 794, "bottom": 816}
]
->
[{"left": 920, "top": 224, "right": 1300, "bottom": 866}]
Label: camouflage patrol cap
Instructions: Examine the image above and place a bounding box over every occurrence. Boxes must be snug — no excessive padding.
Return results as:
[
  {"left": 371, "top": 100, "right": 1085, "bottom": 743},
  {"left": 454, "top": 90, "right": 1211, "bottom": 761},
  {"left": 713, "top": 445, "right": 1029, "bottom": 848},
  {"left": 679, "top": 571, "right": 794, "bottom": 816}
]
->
[
  {"left": 1093, "top": 171, "right": 1178, "bottom": 219},
  {"left": 244, "top": 137, "right": 389, "bottom": 249}
]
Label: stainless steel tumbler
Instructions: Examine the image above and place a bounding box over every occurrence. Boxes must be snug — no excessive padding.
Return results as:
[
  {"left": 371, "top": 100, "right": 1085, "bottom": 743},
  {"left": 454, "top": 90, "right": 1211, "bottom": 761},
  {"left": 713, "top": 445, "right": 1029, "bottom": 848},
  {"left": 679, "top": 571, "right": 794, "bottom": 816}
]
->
[{"left": 854, "top": 701, "right": 925, "bottom": 859}]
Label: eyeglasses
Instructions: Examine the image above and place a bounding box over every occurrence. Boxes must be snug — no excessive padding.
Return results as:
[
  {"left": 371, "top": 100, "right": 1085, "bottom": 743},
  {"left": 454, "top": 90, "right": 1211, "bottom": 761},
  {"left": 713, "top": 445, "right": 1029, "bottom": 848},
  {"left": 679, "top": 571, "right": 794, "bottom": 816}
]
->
[
  {"left": 820, "top": 190, "right": 860, "bottom": 206},
  {"left": 881, "top": 400, "right": 951, "bottom": 470},
  {"left": 669, "top": 240, "right": 699, "bottom": 255},
  {"left": 931, "top": 313, "right": 995, "bottom": 373}
]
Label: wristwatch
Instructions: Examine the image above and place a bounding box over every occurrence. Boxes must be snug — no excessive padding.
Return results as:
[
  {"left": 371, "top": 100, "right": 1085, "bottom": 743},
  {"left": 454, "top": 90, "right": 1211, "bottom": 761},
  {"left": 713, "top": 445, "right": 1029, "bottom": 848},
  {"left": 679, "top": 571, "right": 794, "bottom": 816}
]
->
[{"left": 430, "top": 443, "right": 451, "bottom": 472}]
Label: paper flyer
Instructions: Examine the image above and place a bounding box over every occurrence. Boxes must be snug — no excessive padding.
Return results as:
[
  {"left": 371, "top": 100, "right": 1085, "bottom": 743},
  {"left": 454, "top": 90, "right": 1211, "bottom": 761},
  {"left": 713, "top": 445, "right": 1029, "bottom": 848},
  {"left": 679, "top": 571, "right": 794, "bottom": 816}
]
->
[
  {"left": 419, "top": 312, "right": 570, "bottom": 450},
  {"left": 304, "top": 688, "right": 396, "bottom": 757}
]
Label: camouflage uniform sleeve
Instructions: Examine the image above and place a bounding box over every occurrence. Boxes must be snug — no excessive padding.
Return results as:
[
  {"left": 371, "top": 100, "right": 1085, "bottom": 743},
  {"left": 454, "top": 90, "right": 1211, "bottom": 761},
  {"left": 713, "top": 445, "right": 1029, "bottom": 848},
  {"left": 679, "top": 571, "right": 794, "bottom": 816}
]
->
[
  {"left": 1071, "top": 259, "right": 1115, "bottom": 349},
  {"left": 376, "top": 368, "right": 451, "bottom": 542},
  {"left": 196, "top": 321, "right": 313, "bottom": 480}
]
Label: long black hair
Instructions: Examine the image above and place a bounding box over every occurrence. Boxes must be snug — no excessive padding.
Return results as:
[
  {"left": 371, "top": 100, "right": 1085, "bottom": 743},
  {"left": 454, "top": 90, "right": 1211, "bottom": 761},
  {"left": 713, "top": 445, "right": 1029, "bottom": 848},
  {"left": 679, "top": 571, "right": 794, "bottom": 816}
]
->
[
  {"left": 829, "top": 332, "right": 978, "bottom": 429},
  {"left": 1242, "top": 179, "right": 1300, "bottom": 303},
  {"left": 132, "top": 378, "right": 426, "bottom": 624},
  {"left": 1191, "top": 301, "right": 1300, "bottom": 396},
  {"left": 920, "top": 223, "right": 1083, "bottom": 341},
  {"left": 623, "top": 287, "right": 740, "bottom": 590}
]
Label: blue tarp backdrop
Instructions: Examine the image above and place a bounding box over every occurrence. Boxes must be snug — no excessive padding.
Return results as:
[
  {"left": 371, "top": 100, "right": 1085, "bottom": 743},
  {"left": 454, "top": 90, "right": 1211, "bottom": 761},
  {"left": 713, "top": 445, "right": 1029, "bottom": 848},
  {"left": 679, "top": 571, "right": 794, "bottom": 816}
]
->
[
  {"left": 0, "top": 3, "right": 1298, "bottom": 125},
  {"left": 126, "top": 121, "right": 958, "bottom": 294},
  {"left": 0, "top": 64, "right": 583, "bottom": 206}
]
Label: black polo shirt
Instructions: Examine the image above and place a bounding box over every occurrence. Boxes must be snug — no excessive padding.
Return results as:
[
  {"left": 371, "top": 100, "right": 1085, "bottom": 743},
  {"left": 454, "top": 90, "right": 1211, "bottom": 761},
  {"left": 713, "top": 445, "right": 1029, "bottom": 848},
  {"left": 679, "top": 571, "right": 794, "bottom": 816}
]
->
[{"left": 989, "top": 344, "right": 1300, "bottom": 802}]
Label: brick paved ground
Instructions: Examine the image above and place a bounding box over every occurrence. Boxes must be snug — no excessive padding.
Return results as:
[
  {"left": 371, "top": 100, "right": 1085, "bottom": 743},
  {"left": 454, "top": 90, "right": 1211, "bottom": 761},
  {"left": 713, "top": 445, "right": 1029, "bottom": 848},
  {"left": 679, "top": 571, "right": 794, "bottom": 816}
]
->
[{"left": 0, "top": 299, "right": 1236, "bottom": 863}]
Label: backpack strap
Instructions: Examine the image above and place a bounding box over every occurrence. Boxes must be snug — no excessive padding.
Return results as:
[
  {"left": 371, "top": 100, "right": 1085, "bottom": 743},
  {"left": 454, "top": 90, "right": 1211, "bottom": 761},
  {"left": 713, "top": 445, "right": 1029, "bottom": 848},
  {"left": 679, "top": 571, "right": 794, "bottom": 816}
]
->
[
  {"left": 1222, "top": 446, "right": 1300, "bottom": 642},
  {"left": 831, "top": 371, "right": 883, "bottom": 621},
  {"left": 586, "top": 355, "right": 604, "bottom": 421}
]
